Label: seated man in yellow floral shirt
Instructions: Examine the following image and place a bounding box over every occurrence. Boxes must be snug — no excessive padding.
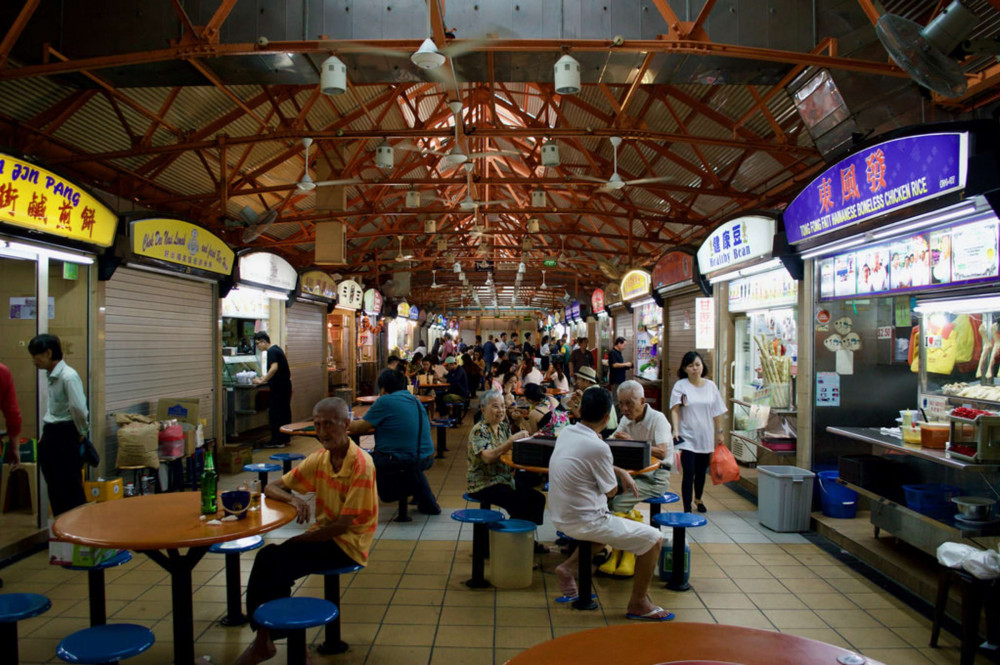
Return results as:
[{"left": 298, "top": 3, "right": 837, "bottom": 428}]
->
[
  {"left": 234, "top": 397, "right": 378, "bottom": 665},
  {"left": 466, "top": 389, "right": 545, "bottom": 525}
]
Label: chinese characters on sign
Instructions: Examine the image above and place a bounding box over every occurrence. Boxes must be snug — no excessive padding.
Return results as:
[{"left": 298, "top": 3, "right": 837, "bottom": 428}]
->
[
  {"left": 361, "top": 288, "right": 382, "bottom": 315},
  {"left": 784, "top": 133, "right": 968, "bottom": 244},
  {"left": 131, "top": 219, "right": 234, "bottom": 276},
  {"left": 0, "top": 154, "right": 117, "bottom": 247},
  {"left": 619, "top": 269, "right": 652, "bottom": 301},
  {"left": 652, "top": 251, "right": 695, "bottom": 290},
  {"left": 238, "top": 252, "right": 297, "bottom": 291},
  {"left": 591, "top": 288, "right": 605, "bottom": 314},
  {"left": 695, "top": 297, "right": 715, "bottom": 350},
  {"left": 300, "top": 270, "right": 337, "bottom": 300},
  {"left": 337, "top": 281, "right": 363, "bottom": 310},
  {"left": 695, "top": 216, "right": 776, "bottom": 275}
]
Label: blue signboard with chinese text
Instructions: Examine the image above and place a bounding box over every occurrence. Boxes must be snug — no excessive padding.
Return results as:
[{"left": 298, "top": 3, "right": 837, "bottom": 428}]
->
[{"left": 785, "top": 133, "right": 968, "bottom": 244}]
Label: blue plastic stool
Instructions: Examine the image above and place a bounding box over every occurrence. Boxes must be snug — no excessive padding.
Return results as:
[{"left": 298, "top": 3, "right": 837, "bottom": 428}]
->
[
  {"left": 652, "top": 512, "right": 707, "bottom": 591},
  {"left": 269, "top": 452, "right": 305, "bottom": 474},
  {"left": 451, "top": 509, "right": 505, "bottom": 588},
  {"left": 64, "top": 550, "right": 132, "bottom": 626},
  {"left": 253, "top": 597, "right": 339, "bottom": 665},
  {"left": 56, "top": 624, "right": 154, "bottom": 664},
  {"left": 462, "top": 492, "right": 493, "bottom": 511},
  {"left": 209, "top": 535, "right": 264, "bottom": 626},
  {"left": 313, "top": 563, "right": 364, "bottom": 655},
  {"left": 0, "top": 592, "right": 51, "bottom": 665},
  {"left": 643, "top": 491, "right": 681, "bottom": 526},
  {"left": 430, "top": 418, "right": 455, "bottom": 458},
  {"left": 244, "top": 463, "right": 281, "bottom": 487}
]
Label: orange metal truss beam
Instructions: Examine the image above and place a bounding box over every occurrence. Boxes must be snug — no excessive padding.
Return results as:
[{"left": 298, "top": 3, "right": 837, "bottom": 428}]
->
[
  {"left": 855, "top": 0, "right": 882, "bottom": 26},
  {"left": 189, "top": 59, "right": 269, "bottom": 130},
  {"left": 0, "top": 0, "right": 40, "bottom": 69},
  {"left": 200, "top": 0, "right": 239, "bottom": 43},
  {"left": 169, "top": 0, "right": 199, "bottom": 38}
]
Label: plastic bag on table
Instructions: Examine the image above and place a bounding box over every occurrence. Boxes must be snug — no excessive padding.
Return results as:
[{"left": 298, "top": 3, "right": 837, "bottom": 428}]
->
[{"left": 936, "top": 541, "right": 1000, "bottom": 579}]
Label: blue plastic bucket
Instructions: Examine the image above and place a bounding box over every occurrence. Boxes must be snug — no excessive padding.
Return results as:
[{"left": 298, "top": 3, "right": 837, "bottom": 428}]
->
[{"left": 818, "top": 471, "right": 858, "bottom": 518}]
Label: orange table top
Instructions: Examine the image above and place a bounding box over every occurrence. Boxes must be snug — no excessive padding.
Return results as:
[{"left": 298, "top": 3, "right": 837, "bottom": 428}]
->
[
  {"left": 514, "top": 388, "right": 569, "bottom": 397},
  {"left": 500, "top": 450, "right": 659, "bottom": 476},
  {"left": 416, "top": 382, "right": 450, "bottom": 389},
  {"left": 356, "top": 394, "right": 434, "bottom": 405},
  {"left": 53, "top": 492, "right": 296, "bottom": 551},
  {"left": 505, "top": 622, "right": 878, "bottom": 665}
]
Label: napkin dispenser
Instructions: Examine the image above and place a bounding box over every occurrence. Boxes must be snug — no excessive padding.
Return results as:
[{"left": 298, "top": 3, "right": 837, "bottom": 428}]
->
[{"left": 609, "top": 439, "right": 651, "bottom": 470}]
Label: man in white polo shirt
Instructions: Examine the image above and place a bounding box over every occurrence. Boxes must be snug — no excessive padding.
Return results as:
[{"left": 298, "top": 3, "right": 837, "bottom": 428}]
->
[{"left": 548, "top": 387, "right": 673, "bottom": 622}]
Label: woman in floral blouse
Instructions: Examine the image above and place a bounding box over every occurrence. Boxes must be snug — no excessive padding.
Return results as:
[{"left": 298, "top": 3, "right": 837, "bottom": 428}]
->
[{"left": 466, "top": 389, "right": 546, "bottom": 525}]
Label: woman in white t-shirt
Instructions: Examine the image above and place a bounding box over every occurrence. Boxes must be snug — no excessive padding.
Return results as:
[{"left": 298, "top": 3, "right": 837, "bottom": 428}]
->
[{"left": 669, "top": 351, "right": 727, "bottom": 514}]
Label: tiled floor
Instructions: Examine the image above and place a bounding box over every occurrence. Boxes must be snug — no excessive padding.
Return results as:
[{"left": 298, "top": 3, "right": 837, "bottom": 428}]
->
[{"left": 1, "top": 415, "right": 988, "bottom": 665}]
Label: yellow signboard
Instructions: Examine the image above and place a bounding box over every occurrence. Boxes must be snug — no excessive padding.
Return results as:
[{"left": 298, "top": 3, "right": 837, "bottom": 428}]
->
[
  {"left": 0, "top": 153, "right": 117, "bottom": 247},
  {"left": 300, "top": 270, "right": 337, "bottom": 300},
  {"left": 130, "top": 218, "right": 234, "bottom": 276},
  {"left": 620, "top": 269, "right": 652, "bottom": 301},
  {"left": 397, "top": 302, "right": 411, "bottom": 318}
]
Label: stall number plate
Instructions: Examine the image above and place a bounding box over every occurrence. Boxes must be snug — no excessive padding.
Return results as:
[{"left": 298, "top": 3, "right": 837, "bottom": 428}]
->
[{"left": 877, "top": 326, "right": 892, "bottom": 340}]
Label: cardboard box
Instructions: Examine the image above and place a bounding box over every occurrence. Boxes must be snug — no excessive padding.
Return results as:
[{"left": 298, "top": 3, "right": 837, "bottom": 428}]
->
[
  {"left": 183, "top": 424, "right": 204, "bottom": 457},
  {"left": 84, "top": 478, "right": 123, "bottom": 503},
  {"left": 157, "top": 398, "right": 201, "bottom": 427},
  {"left": 217, "top": 444, "right": 253, "bottom": 474}
]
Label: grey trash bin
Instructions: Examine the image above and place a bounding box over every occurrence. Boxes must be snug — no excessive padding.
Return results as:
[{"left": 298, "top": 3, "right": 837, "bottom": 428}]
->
[{"left": 757, "top": 465, "right": 816, "bottom": 532}]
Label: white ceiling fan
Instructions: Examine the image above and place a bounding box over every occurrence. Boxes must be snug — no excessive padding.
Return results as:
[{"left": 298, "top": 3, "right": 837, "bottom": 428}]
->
[
  {"left": 281, "top": 138, "right": 365, "bottom": 191},
  {"left": 394, "top": 235, "right": 416, "bottom": 262},
  {"left": 413, "top": 102, "right": 519, "bottom": 170},
  {"left": 430, "top": 269, "right": 444, "bottom": 289},
  {"left": 456, "top": 163, "right": 509, "bottom": 210},
  {"left": 572, "top": 136, "right": 676, "bottom": 192},
  {"left": 540, "top": 270, "right": 548, "bottom": 290}
]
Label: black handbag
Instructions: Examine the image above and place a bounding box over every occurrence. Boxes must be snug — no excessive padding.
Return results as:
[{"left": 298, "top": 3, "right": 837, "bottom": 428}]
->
[{"left": 79, "top": 436, "right": 100, "bottom": 467}]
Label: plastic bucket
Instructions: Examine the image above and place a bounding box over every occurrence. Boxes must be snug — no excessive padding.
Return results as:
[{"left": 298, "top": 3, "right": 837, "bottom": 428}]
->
[
  {"left": 818, "top": 471, "right": 857, "bottom": 518},
  {"left": 488, "top": 519, "right": 536, "bottom": 588},
  {"left": 658, "top": 538, "right": 690, "bottom": 584}
]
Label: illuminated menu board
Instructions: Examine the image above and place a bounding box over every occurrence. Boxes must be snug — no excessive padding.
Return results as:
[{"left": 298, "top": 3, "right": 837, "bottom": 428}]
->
[{"left": 818, "top": 215, "right": 999, "bottom": 300}]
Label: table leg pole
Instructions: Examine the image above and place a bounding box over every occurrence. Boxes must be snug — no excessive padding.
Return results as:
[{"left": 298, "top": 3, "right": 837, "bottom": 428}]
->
[
  {"left": 573, "top": 541, "right": 598, "bottom": 610},
  {"left": 282, "top": 460, "right": 292, "bottom": 474},
  {"left": 2, "top": 622, "right": 17, "bottom": 665},
  {"left": 466, "top": 523, "right": 491, "bottom": 588},
  {"left": 144, "top": 547, "right": 208, "bottom": 665},
  {"left": 87, "top": 568, "right": 106, "bottom": 626},
  {"left": 648, "top": 503, "right": 661, "bottom": 527},
  {"left": 219, "top": 552, "right": 247, "bottom": 626},
  {"left": 666, "top": 527, "right": 690, "bottom": 592},
  {"left": 288, "top": 629, "right": 307, "bottom": 665},
  {"left": 317, "top": 574, "right": 348, "bottom": 654},
  {"left": 436, "top": 427, "right": 446, "bottom": 459},
  {"left": 257, "top": 471, "right": 269, "bottom": 487}
]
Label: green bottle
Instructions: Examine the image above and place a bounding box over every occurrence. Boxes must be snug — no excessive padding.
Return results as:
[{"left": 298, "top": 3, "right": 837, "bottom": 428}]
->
[{"left": 200, "top": 448, "right": 218, "bottom": 515}]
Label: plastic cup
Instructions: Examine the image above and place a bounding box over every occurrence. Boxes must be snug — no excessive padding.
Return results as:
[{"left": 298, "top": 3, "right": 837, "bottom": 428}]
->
[{"left": 900, "top": 410, "right": 913, "bottom": 427}]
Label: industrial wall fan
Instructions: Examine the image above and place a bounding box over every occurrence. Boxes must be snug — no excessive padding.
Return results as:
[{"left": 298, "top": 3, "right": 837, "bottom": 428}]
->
[{"left": 240, "top": 206, "right": 279, "bottom": 243}]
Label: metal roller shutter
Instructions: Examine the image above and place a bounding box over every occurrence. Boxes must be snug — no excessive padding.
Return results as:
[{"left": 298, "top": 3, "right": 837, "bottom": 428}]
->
[
  {"left": 105, "top": 267, "right": 216, "bottom": 457},
  {"left": 614, "top": 312, "right": 634, "bottom": 359},
  {"left": 286, "top": 301, "right": 326, "bottom": 421}
]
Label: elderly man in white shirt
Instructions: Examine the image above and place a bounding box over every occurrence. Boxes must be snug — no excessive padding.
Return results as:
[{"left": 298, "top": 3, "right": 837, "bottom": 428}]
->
[
  {"left": 28, "top": 334, "right": 89, "bottom": 515},
  {"left": 548, "top": 387, "right": 673, "bottom": 622}
]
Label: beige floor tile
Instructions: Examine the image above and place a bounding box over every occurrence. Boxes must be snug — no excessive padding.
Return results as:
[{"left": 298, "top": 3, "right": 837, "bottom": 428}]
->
[
  {"left": 374, "top": 623, "right": 437, "bottom": 646},
  {"left": 810, "top": 565, "right": 862, "bottom": 579},
  {"left": 862, "top": 647, "right": 936, "bottom": 664},
  {"left": 439, "top": 606, "right": 494, "bottom": 625},
  {"left": 668, "top": 608, "right": 716, "bottom": 623},
  {"left": 734, "top": 578, "right": 789, "bottom": 594},
  {"left": 364, "top": 560, "right": 408, "bottom": 575},
  {"left": 835, "top": 577, "right": 885, "bottom": 594},
  {"left": 494, "top": 590, "right": 550, "bottom": 608},
  {"left": 392, "top": 589, "right": 445, "bottom": 606},
  {"left": 688, "top": 577, "right": 741, "bottom": 593},
  {"left": 429, "top": 646, "right": 494, "bottom": 665},
  {"left": 13, "top": 635, "right": 63, "bottom": 663},
  {"left": 747, "top": 593, "right": 808, "bottom": 610},
  {"left": 343, "top": 604, "right": 390, "bottom": 624},
  {"left": 710, "top": 553, "right": 758, "bottom": 567},
  {"left": 740, "top": 543, "right": 787, "bottom": 554},
  {"left": 373, "top": 549, "right": 417, "bottom": 562},
  {"left": 796, "top": 593, "right": 857, "bottom": 610},
  {"left": 767, "top": 565, "right": 818, "bottom": 579},
  {"left": 366, "top": 645, "right": 431, "bottom": 665},
  {"left": 405, "top": 561, "right": 454, "bottom": 575},
  {"left": 397, "top": 574, "right": 450, "bottom": 590},
  {"left": 433, "top": 625, "right": 494, "bottom": 648},
  {"left": 110, "top": 598, "right": 175, "bottom": 622},
  {"left": 125, "top": 642, "right": 179, "bottom": 665},
  {"left": 496, "top": 606, "right": 550, "bottom": 626},
  {"left": 781, "top": 578, "right": 839, "bottom": 594},
  {"left": 20, "top": 615, "right": 90, "bottom": 639},
  {"left": 343, "top": 588, "right": 395, "bottom": 605},
  {"left": 893, "top": 625, "right": 952, "bottom": 648},
  {"left": 838, "top": 626, "right": 911, "bottom": 649},
  {"left": 866, "top": 608, "right": 929, "bottom": 628},
  {"left": 549, "top": 611, "right": 609, "bottom": 628},
  {"left": 352, "top": 573, "right": 403, "bottom": 589},
  {"left": 752, "top": 554, "right": 801, "bottom": 567},
  {"left": 193, "top": 585, "right": 230, "bottom": 602},
  {"left": 780, "top": 627, "right": 853, "bottom": 649},
  {"left": 851, "top": 593, "right": 906, "bottom": 610},
  {"left": 710, "top": 608, "right": 775, "bottom": 629},
  {"left": 494, "top": 647, "right": 526, "bottom": 663},
  {"left": 817, "top": 609, "right": 879, "bottom": 628},
  {"left": 691, "top": 563, "right": 730, "bottom": 579},
  {"left": 697, "top": 592, "right": 755, "bottom": 609},
  {"left": 795, "top": 553, "right": 841, "bottom": 566},
  {"left": 698, "top": 543, "right": 746, "bottom": 554},
  {"left": 764, "top": 609, "right": 828, "bottom": 629},
  {"left": 441, "top": 589, "right": 495, "bottom": 607},
  {"left": 494, "top": 625, "right": 553, "bottom": 649},
  {"left": 335, "top": 622, "right": 380, "bottom": 645},
  {"left": 726, "top": 565, "right": 774, "bottom": 579},
  {"left": 648, "top": 590, "right": 707, "bottom": 609},
  {"left": 552, "top": 625, "right": 605, "bottom": 637}
]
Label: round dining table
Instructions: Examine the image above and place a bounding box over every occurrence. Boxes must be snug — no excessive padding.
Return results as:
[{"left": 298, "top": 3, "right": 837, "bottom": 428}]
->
[
  {"left": 53, "top": 492, "right": 296, "bottom": 665},
  {"left": 356, "top": 394, "right": 434, "bottom": 405},
  {"left": 505, "top": 622, "right": 881, "bottom": 665}
]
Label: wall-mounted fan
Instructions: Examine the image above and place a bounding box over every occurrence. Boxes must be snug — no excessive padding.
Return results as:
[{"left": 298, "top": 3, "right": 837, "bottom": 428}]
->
[{"left": 240, "top": 206, "right": 279, "bottom": 243}]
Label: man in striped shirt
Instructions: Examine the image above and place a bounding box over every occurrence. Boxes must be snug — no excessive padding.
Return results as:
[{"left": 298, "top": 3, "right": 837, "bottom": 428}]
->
[{"left": 236, "top": 397, "right": 378, "bottom": 665}]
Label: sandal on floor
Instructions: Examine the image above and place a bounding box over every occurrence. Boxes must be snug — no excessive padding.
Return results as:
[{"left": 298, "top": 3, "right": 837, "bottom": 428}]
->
[{"left": 625, "top": 606, "right": 675, "bottom": 622}]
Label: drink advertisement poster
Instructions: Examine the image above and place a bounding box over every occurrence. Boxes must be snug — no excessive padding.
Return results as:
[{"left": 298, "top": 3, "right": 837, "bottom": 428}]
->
[
  {"left": 951, "top": 218, "right": 998, "bottom": 281},
  {"left": 834, "top": 254, "right": 856, "bottom": 298}
]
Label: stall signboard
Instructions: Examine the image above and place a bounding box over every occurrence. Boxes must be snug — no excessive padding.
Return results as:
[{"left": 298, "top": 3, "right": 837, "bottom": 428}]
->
[
  {"left": 409, "top": 305, "right": 419, "bottom": 321},
  {"left": 0, "top": 153, "right": 118, "bottom": 248},
  {"left": 695, "top": 297, "right": 715, "bottom": 349},
  {"left": 362, "top": 288, "right": 382, "bottom": 315},
  {"left": 417, "top": 309, "right": 427, "bottom": 325},
  {"left": 696, "top": 216, "right": 775, "bottom": 275},
  {"left": 449, "top": 318, "right": 458, "bottom": 330},
  {"left": 397, "top": 301, "right": 411, "bottom": 319},
  {"left": 652, "top": 251, "right": 695, "bottom": 289},
  {"left": 728, "top": 268, "right": 798, "bottom": 312},
  {"left": 785, "top": 132, "right": 969, "bottom": 245},
  {"left": 591, "top": 288, "right": 605, "bottom": 314},
  {"left": 300, "top": 270, "right": 337, "bottom": 300},
  {"left": 238, "top": 252, "right": 297, "bottom": 292},
  {"left": 337, "top": 280, "right": 363, "bottom": 310},
  {"left": 130, "top": 218, "right": 234, "bottom": 276},
  {"left": 620, "top": 269, "right": 652, "bottom": 302},
  {"left": 817, "top": 213, "right": 1000, "bottom": 300},
  {"left": 570, "top": 302, "right": 582, "bottom": 321}
]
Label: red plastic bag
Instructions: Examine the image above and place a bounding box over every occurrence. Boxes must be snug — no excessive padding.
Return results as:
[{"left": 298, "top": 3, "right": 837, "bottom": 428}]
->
[{"left": 709, "top": 443, "right": 740, "bottom": 485}]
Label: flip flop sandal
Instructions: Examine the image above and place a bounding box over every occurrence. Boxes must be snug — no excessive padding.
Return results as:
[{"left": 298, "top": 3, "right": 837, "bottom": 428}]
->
[
  {"left": 625, "top": 606, "right": 675, "bottom": 622},
  {"left": 555, "top": 592, "right": 598, "bottom": 604}
]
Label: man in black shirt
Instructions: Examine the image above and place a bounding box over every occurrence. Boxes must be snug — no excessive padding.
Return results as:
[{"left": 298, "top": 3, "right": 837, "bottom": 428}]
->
[
  {"left": 607, "top": 336, "right": 633, "bottom": 407},
  {"left": 523, "top": 331, "right": 536, "bottom": 358},
  {"left": 570, "top": 337, "right": 593, "bottom": 378},
  {"left": 253, "top": 331, "right": 293, "bottom": 448}
]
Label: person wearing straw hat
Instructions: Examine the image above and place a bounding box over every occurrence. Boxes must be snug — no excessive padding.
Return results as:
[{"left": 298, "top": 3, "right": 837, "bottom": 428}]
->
[{"left": 561, "top": 366, "right": 617, "bottom": 434}]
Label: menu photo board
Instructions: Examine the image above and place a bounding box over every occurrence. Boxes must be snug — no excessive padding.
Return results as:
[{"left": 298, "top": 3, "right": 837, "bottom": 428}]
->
[
  {"left": 728, "top": 268, "right": 798, "bottom": 312},
  {"left": 817, "top": 215, "right": 1000, "bottom": 300}
]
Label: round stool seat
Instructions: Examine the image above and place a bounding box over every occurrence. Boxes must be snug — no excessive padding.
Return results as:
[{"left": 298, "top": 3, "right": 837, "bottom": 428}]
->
[
  {"left": 450, "top": 509, "right": 504, "bottom": 524},
  {"left": 209, "top": 535, "right": 264, "bottom": 554},
  {"left": 56, "top": 623, "right": 154, "bottom": 663},
  {"left": 0, "top": 592, "right": 51, "bottom": 622},
  {"left": 316, "top": 563, "right": 363, "bottom": 576},
  {"left": 431, "top": 418, "right": 455, "bottom": 427},
  {"left": 64, "top": 550, "right": 132, "bottom": 572},
  {"left": 462, "top": 493, "right": 479, "bottom": 503},
  {"left": 653, "top": 512, "right": 708, "bottom": 529},
  {"left": 243, "top": 463, "right": 281, "bottom": 474},
  {"left": 269, "top": 453, "right": 305, "bottom": 463},
  {"left": 644, "top": 492, "right": 680, "bottom": 506},
  {"left": 253, "top": 597, "right": 339, "bottom": 631}
]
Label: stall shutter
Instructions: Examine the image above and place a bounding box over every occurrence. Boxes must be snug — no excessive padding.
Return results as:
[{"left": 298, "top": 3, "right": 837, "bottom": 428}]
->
[
  {"left": 105, "top": 268, "right": 216, "bottom": 458},
  {"left": 614, "top": 312, "right": 634, "bottom": 352},
  {"left": 666, "top": 291, "right": 699, "bottom": 397},
  {"left": 286, "top": 301, "right": 326, "bottom": 421}
]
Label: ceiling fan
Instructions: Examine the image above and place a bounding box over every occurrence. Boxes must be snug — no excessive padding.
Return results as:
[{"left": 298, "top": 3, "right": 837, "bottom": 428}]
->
[
  {"left": 430, "top": 269, "right": 444, "bottom": 288},
  {"left": 413, "top": 102, "right": 519, "bottom": 170},
  {"left": 394, "top": 235, "right": 415, "bottom": 262},
  {"left": 540, "top": 270, "right": 548, "bottom": 290},
  {"left": 572, "top": 136, "right": 676, "bottom": 192},
  {"left": 281, "top": 138, "right": 365, "bottom": 191},
  {"left": 240, "top": 206, "right": 279, "bottom": 243},
  {"left": 456, "top": 163, "right": 509, "bottom": 210}
]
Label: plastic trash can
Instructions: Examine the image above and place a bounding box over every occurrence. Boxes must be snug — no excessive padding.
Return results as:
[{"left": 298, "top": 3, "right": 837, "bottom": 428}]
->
[
  {"left": 488, "top": 519, "right": 536, "bottom": 588},
  {"left": 658, "top": 536, "right": 690, "bottom": 584},
  {"left": 817, "top": 470, "right": 858, "bottom": 518},
  {"left": 757, "top": 465, "right": 815, "bottom": 532}
]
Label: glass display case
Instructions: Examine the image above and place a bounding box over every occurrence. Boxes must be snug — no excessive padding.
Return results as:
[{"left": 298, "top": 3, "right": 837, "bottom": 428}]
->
[
  {"left": 733, "top": 307, "right": 797, "bottom": 407},
  {"left": 635, "top": 302, "right": 661, "bottom": 381},
  {"left": 222, "top": 355, "right": 261, "bottom": 387}
]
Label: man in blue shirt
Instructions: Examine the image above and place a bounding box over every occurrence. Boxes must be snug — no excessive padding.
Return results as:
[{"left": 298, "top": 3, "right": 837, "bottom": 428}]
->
[
  {"left": 483, "top": 335, "right": 497, "bottom": 369},
  {"left": 350, "top": 370, "right": 440, "bottom": 514}
]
